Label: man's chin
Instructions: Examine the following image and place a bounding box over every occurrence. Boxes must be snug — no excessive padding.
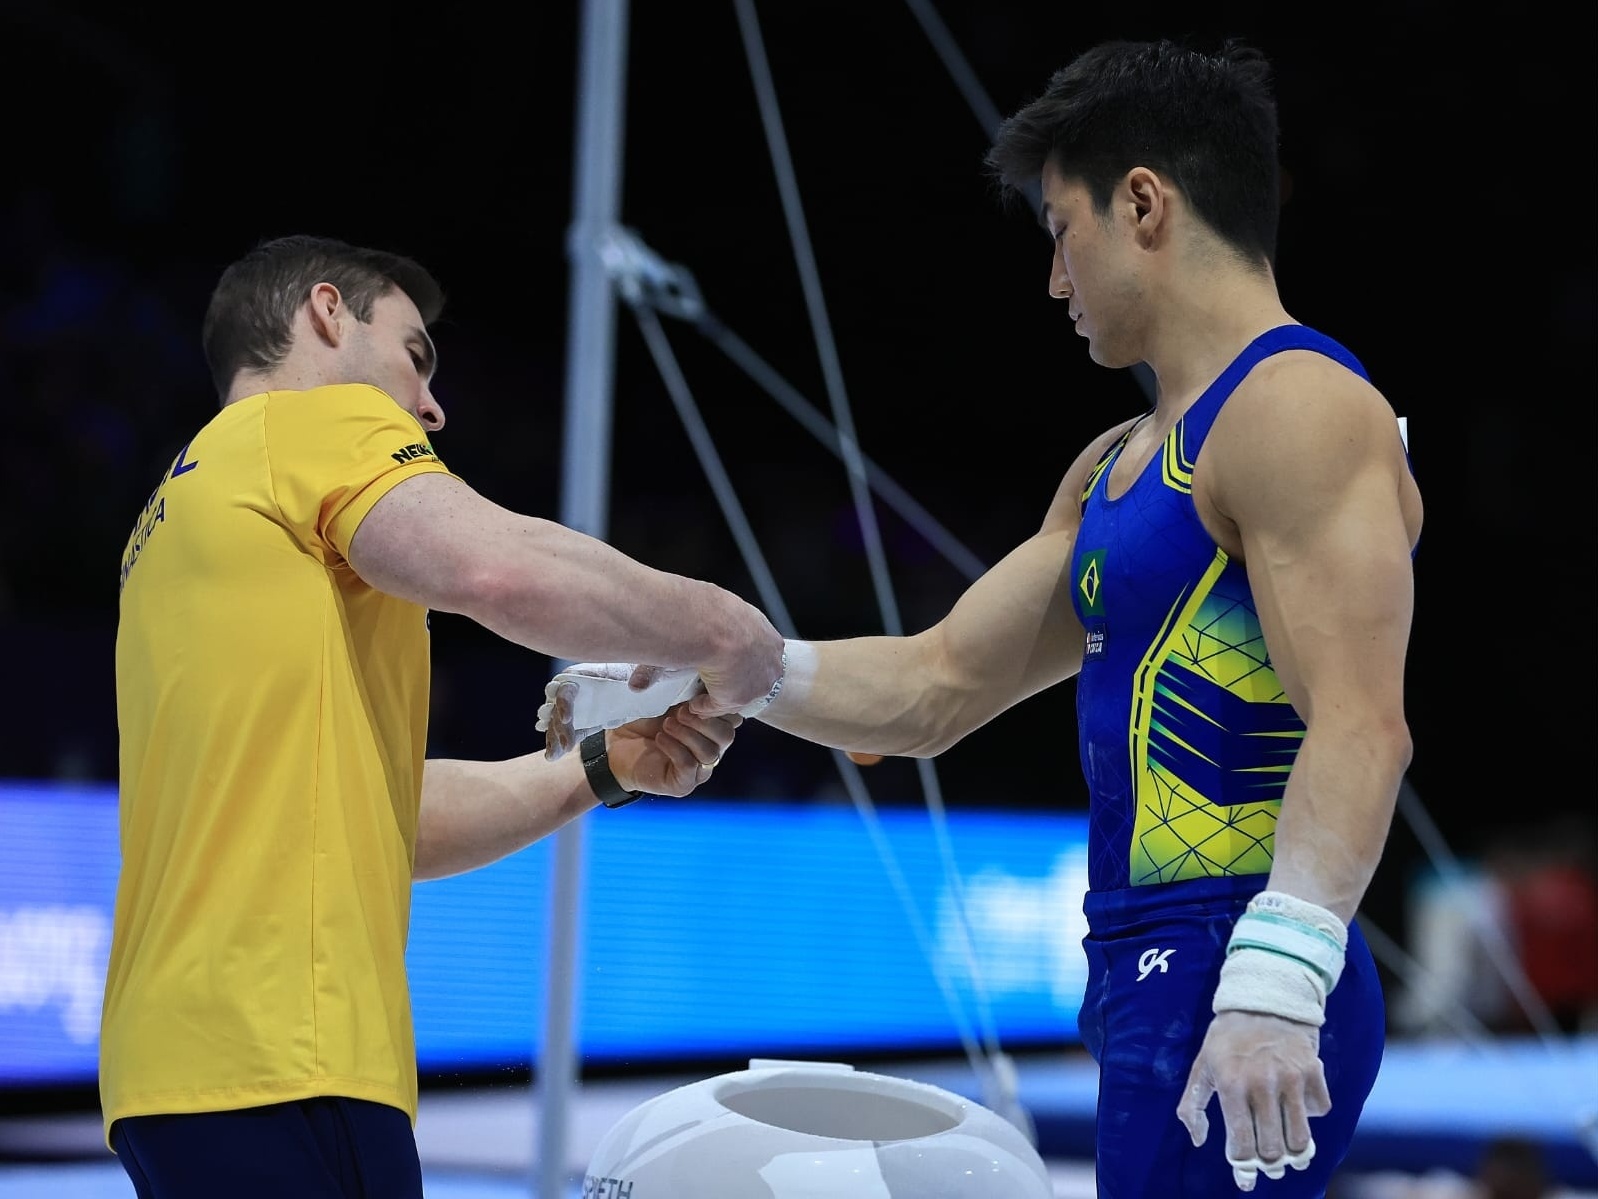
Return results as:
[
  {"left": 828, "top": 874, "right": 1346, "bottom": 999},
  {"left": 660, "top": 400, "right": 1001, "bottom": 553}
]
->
[{"left": 1086, "top": 346, "right": 1133, "bottom": 371}]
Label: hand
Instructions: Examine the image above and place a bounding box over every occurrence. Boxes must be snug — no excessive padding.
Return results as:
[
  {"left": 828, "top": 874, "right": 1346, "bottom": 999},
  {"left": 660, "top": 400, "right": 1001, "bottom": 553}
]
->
[
  {"left": 603, "top": 703, "right": 743, "bottom": 797},
  {"left": 690, "top": 614, "right": 785, "bottom": 718},
  {"left": 1175, "top": 1010, "right": 1330, "bottom": 1191}
]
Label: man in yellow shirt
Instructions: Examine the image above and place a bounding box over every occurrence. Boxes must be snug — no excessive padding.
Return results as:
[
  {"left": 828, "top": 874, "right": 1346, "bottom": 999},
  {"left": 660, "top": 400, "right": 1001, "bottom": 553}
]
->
[{"left": 104, "top": 234, "right": 784, "bottom": 1198}]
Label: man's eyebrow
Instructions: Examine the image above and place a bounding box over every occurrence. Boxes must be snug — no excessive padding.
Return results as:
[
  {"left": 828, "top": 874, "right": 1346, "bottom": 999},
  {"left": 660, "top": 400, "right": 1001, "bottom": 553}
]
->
[{"left": 1037, "top": 200, "right": 1053, "bottom": 233}]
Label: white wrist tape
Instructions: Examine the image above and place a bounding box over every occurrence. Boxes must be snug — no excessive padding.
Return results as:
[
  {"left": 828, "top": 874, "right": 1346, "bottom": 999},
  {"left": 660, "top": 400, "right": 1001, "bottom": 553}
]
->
[
  {"left": 1212, "top": 947, "right": 1330, "bottom": 1027},
  {"left": 1212, "top": 890, "right": 1348, "bottom": 1027},
  {"left": 744, "top": 638, "right": 814, "bottom": 720}
]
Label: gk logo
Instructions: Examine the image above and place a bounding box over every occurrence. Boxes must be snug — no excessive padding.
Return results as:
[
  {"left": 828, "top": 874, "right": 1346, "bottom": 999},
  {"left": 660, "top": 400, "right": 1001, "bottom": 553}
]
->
[{"left": 1137, "top": 948, "right": 1174, "bottom": 981}]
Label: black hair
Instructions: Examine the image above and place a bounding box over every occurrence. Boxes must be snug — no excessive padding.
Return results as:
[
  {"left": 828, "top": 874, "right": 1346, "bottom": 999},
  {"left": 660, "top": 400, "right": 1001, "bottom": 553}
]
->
[{"left": 987, "top": 39, "right": 1281, "bottom": 265}]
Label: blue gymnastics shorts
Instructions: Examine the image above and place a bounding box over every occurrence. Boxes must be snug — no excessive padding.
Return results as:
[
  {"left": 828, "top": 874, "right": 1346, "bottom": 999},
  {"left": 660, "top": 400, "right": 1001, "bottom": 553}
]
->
[{"left": 1078, "top": 875, "right": 1386, "bottom": 1198}]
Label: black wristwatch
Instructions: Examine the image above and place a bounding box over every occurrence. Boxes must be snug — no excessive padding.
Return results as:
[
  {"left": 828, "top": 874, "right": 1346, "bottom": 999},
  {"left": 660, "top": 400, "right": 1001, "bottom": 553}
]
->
[{"left": 581, "top": 731, "right": 643, "bottom": 809}]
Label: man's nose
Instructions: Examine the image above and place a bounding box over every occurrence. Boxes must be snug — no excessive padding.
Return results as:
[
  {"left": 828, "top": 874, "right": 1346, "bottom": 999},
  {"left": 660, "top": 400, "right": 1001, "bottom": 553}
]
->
[{"left": 1050, "top": 262, "right": 1072, "bottom": 301}]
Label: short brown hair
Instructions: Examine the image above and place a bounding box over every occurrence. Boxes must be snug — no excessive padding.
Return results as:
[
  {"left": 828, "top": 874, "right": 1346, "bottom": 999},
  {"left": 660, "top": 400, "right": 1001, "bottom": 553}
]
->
[{"left": 200, "top": 234, "right": 445, "bottom": 401}]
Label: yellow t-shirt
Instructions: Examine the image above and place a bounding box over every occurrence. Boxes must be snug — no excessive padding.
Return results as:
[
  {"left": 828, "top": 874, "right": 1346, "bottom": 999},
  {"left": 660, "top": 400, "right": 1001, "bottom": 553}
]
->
[{"left": 101, "top": 383, "right": 454, "bottom": 1144}]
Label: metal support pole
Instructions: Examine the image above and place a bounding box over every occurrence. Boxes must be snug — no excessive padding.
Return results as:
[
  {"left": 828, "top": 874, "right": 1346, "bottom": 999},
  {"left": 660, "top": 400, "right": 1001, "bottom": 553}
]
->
[{"left": 535, "top": 0, "right": 629, "bottom": 1194}]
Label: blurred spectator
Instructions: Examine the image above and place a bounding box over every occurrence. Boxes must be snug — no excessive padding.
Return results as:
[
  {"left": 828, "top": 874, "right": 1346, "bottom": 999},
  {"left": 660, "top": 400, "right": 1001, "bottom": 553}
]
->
[
  {"left": 1488, "top": 818, "right": 1598, "bottom": 1036},
  {"left": 1394, "top": 861, "right": 1516, "bottom": 1038},
  {"left": 1395, "top": 817, "right": 1598, "bottom": 1039},
  {"left": 1474, "top": 1135, "right": 1552, "bottom": 1199},
  {"left": 1330, "top": 1137, "right": 1568, "bottom": 1199}
]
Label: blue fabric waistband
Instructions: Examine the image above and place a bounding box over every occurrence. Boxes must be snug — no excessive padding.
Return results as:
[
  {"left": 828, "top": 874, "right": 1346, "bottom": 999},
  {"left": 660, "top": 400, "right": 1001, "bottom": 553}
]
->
[{"left": 1083, "top": 873, "right": 1267, "bottom": 932}]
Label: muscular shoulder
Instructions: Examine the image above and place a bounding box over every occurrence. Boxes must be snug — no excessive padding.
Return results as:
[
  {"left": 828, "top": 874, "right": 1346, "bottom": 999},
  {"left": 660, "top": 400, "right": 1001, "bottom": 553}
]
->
[{"left": 1203, "top": 350, "right": 1410, "bottom": 526}]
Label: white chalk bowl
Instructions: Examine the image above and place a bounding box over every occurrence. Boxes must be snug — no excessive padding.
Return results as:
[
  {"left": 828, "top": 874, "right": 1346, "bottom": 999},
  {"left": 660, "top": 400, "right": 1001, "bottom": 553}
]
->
[{"left": 583, "top": 1058, "right": 1053, "bottom": 1197}]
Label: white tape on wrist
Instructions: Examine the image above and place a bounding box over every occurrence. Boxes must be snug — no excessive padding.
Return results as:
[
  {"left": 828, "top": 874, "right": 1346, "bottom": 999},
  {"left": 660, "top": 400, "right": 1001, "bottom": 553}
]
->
[
  {"left": 1230, "top": 890, "right": 1348, "bottom": 990},
  {"left": 1212, "top": 946, "right": 1329, "bottom": 1026},
  {"left": 741, "top": 638, "right": 814, "bottom": 720},
  {"left": 1212, "top": 890, "right": 1348, "bottom": 1026}
]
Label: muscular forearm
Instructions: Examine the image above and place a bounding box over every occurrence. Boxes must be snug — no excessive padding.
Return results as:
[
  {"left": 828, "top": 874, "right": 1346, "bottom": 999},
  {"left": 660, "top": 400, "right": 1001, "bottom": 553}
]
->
[
  {"left": 757, "top": 528, "right": 1085, "bottom": 756},
  {"left": 758, "top": 634, "right": 988, "bottom": 758},
  {"left": 1265, "top": 721, "right": 1412, "bottom": 922},
  {"left": 414, "top": 753, "right": 597, "bottom": 881},
  {"left": 465, "top": 520, "right": 773, "bottom": 672},
  {"left": 350, "top": 480, "right": 777, "bottom": 680}
]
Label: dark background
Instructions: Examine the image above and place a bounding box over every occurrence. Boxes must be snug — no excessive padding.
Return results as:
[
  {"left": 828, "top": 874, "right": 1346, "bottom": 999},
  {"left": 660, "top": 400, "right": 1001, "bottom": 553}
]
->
[{"left": 2, "top": 2, "right": 1592, "bottom": 963}]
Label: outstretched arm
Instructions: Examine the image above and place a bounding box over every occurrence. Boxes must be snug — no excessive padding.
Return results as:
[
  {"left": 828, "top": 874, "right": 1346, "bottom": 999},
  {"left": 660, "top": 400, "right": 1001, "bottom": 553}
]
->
[
  {"left": 415, "top": 707, "right": 740, "bottom": 880},
  {"left": 751, "top": 424, "right": 1132, "bottom": 757},
  {"left": 757, "top": 523, "right": 1085, "bottom": 757},
  {"left": 536, "top": 421, "right": 1131, "bottom": 760},
  {"left": 348, "top": 472, "right": 784, "bottom": 715}
]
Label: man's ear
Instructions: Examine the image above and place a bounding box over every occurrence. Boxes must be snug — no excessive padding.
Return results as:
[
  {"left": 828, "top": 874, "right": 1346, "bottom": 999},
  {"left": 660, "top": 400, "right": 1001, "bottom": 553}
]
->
[
  {"left": 306, "top": 281, "right": 346, "bottom": 347},
  {"left": 1124, "top": 166, "right": 1167, "bottom": 248}
]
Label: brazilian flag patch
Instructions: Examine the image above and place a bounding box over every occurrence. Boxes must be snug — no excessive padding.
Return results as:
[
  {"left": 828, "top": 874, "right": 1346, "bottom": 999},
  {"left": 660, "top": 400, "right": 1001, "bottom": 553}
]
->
[{"left": 1077, "top": 548, "right": 1106, "bottom": 617}]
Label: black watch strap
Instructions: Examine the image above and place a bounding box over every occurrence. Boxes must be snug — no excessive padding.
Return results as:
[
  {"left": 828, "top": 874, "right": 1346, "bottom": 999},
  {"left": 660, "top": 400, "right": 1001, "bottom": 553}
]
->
[{"left": 581, "top": 731, "right": 643, "bottom": 809}]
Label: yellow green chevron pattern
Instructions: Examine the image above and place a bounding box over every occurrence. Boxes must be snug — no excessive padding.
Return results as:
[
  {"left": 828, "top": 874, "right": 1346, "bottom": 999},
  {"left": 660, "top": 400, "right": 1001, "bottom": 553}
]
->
[{"left": 1128, "top": 550, "right": 1299, "bottom": 884}]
